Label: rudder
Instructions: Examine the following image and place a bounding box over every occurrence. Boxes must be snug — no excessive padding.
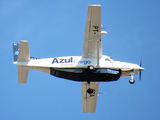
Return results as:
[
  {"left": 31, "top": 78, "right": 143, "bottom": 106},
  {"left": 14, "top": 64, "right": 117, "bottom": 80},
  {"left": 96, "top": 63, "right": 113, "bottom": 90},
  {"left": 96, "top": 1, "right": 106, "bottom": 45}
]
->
[{"left": 13, "top": 43, "right": 20, "bottom": 61}]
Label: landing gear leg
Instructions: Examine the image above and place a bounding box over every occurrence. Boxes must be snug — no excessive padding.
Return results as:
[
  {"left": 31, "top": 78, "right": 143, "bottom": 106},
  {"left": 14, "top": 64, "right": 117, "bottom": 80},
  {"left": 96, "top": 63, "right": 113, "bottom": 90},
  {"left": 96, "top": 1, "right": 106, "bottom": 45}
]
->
[
  {"left": 129, "top": 75, "right": 135, "bottom": 84},
  {"left": 87, "top": 81, "right": 93, "bottom": 94},
  {"left": 88, "top": 81, "right": 90, "bottom": 88}
]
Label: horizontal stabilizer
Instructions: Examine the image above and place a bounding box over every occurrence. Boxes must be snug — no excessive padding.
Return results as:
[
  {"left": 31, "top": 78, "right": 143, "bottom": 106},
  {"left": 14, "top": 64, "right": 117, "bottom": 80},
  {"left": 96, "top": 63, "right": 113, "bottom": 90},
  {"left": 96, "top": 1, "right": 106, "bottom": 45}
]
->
[
  {"left": 15, "top": 41, "right": 30, "bottom": 83},
  {"left": 18, "top": 66, "right": 29, "bottom": 84},
  {"left": 18, "top": 41, "right": 30, "bottom": 61}
]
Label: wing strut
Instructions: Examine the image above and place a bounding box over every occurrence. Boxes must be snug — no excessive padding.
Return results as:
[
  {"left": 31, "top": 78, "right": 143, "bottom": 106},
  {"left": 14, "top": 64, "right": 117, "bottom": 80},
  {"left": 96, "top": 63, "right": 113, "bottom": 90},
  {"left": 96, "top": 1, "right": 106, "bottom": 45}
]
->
[{"left": 97, "top": 40, "right": 100, "bottom": 67}]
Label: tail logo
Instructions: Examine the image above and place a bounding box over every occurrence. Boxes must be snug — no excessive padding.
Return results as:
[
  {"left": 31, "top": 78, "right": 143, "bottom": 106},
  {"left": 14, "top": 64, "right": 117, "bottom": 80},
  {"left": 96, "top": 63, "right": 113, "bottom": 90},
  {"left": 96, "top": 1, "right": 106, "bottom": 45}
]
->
[{"left": 15, "top": 50, "right": 19, "bottom": 55}]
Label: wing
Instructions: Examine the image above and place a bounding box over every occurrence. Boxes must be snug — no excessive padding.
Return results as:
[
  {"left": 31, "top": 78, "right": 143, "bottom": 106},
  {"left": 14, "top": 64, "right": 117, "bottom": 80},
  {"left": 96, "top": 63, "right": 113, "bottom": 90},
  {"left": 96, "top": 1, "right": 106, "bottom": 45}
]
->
[
  {"left": 82, "top": 5, "right": 102, "bottom": 58},
  {"left": 82, "top": 82, "right": 99, "bottom": 113}
]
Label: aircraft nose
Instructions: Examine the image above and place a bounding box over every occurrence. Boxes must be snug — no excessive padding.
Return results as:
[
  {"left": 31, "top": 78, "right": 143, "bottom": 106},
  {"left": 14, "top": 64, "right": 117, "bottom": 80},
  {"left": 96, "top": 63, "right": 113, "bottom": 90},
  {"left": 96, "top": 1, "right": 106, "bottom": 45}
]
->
[{"left": 139, "top": 67, "right": 144, "bottom": 71}]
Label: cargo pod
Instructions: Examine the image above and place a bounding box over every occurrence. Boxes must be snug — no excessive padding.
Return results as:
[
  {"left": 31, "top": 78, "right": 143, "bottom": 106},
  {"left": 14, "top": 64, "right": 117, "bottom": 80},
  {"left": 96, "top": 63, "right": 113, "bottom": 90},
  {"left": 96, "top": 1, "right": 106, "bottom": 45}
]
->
[{"left": 50, "top": 68, "right": 121, "bottom": 82}]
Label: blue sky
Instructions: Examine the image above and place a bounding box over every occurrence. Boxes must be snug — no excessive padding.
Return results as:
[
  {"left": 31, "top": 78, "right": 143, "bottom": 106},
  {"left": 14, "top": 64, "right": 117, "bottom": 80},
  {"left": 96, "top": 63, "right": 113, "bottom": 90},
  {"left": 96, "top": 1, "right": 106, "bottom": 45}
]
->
[{"left": 1, "top": 0, "right": 160, "bottom": 119}]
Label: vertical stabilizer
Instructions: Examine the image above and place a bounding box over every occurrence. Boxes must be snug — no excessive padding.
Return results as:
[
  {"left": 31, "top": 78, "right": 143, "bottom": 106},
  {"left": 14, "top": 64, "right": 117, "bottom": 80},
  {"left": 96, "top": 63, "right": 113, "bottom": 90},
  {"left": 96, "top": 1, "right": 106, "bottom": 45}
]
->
[{"left": 13, "top": 43, "right": 20, "bottom": 61}]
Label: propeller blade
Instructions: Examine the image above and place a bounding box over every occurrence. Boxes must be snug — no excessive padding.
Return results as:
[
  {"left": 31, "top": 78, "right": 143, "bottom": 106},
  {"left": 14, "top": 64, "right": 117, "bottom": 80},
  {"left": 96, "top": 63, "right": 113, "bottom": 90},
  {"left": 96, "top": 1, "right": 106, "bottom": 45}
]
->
[
  {"left": 139, "top": 59, "right": 142, "bottom": 81},
  {"left": 140, "top": 59, "right": 142, "bottom": 67},
  {"left": 139, "top": 71, "right": 141, "bottom": 81}
]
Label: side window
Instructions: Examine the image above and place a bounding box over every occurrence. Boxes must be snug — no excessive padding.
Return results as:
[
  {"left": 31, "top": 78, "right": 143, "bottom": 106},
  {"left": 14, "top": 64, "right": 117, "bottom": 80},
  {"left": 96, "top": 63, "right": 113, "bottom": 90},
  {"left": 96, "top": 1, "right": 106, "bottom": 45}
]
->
[{"left": 105, "top": 58, "right": 110, "bottom": 61}]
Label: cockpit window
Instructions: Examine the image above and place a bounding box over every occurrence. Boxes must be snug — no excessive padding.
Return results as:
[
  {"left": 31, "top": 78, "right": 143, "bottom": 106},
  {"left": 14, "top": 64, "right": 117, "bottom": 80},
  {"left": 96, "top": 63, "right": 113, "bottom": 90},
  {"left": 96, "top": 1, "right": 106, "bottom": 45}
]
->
[
  {"left": 105, "top": 58, "right": 110, "bottom": 61},
  {"left": 109, "top": 57, "right": 116, "bottom": 61}
]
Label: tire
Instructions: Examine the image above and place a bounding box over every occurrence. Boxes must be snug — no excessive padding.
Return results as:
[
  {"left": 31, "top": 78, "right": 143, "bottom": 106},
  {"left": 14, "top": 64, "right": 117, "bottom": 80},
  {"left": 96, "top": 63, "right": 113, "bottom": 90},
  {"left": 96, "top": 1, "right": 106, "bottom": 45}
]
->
[
  {"left": 129, "top": 79, "right": 135, "bottom": 84},
  {"left": 88, "top": 65, "right": 94, "bottom": 70}
]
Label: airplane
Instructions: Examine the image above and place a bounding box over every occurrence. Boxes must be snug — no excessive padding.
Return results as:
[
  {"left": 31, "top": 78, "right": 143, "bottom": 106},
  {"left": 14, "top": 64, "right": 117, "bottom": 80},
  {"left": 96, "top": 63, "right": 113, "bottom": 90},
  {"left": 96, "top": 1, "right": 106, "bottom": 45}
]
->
[{"left": 13, "top": 5, "right": 144, "bottom": 113}]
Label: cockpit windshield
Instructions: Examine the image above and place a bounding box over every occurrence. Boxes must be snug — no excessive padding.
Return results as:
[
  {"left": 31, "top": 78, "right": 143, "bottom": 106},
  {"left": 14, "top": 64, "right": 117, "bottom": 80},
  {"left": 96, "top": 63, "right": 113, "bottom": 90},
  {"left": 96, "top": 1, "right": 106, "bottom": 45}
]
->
[
  {"left": 105, "top": 57, "right": 115, "bottom": 61},
  {"left": 105, "top": 58, "right": 111, "bottom": 61},
  {"left": 109, "top": 57, "right": 116, "bottom": 61}
]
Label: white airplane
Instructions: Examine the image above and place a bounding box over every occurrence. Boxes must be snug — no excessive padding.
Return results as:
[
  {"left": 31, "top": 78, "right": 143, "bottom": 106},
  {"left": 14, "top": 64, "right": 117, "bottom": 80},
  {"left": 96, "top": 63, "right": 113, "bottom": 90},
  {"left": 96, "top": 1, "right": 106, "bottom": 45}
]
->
[{"left": 13, "top": 5, "right": 144, "bottom": 113}]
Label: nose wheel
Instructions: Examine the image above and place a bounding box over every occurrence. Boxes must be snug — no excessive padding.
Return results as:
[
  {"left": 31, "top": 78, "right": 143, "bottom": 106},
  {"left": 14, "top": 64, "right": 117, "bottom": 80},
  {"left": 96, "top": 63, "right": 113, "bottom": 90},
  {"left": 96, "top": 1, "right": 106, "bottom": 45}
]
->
[
  {"left": 129, "top": 75, "right": 135, "bottom": 84},
  {"left": 129, "top": 79, "right": 135, "bottom": 84}
]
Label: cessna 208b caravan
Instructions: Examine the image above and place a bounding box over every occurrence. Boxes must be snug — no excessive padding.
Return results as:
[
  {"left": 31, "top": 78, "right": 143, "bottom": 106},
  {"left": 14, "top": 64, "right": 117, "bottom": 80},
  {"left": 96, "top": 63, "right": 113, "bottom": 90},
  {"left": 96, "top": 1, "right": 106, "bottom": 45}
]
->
[{"left": 13, "top": 5, "right": 144, "bottom": 113}]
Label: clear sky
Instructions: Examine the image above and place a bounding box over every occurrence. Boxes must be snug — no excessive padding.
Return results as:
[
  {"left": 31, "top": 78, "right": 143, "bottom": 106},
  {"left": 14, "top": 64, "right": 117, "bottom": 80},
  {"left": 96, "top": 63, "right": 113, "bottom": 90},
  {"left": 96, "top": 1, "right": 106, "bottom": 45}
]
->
[{"left": 0, "top": 0, "right": 160, "bottom": 120}]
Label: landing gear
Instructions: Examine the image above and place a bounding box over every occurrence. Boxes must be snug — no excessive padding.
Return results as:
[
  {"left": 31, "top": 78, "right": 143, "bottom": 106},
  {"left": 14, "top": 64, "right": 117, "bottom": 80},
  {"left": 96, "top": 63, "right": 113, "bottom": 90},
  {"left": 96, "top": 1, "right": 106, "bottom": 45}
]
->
[
  {"left": 86, "top": 81, "right": 95, "bottom": 94},
  {"left": 87, "top": 88, "right": 95, "bottom": 94},
  {"left": 129, "top": 79, "right": 135, "bottom": 84},
  {"left": 129, "top": 75, "right": 135, "bottom": 84},
  {"left": 88, "top": 65, "right": 94, "bottom": 71}
]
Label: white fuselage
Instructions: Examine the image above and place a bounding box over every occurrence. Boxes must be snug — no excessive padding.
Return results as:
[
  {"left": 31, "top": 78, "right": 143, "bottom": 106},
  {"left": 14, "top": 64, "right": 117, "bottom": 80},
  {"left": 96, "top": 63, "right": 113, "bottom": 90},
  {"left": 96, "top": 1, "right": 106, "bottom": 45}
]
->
[{"left": 13, "top": 55, "right": 141, "bottom": 77}]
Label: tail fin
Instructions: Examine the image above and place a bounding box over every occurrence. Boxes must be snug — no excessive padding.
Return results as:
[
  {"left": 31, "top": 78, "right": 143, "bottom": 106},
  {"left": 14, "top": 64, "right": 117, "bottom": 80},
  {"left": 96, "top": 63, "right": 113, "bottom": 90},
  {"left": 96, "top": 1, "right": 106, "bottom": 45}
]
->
[
  {"left": 13, "top": 41, "right": 30, "bottom": 62},
  {"left": 13, "top": 43, "right": 20, "bottom": 62},
  {"left": 13, "top": 41, "right": 39, "bottom": 61},
  {"left": 13, "top": 41, "right": 30, "bottom": 83}
]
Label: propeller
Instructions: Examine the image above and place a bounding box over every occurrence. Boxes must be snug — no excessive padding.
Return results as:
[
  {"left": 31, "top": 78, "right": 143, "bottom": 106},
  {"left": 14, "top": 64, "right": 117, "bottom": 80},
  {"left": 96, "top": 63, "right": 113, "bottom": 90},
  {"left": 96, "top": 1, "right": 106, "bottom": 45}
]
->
[
  {"left": 139, "top": 59, "right": 144, "bottom": 81},
  {"left": 139, "top": 70, "right": 142, "bottom": 81}
]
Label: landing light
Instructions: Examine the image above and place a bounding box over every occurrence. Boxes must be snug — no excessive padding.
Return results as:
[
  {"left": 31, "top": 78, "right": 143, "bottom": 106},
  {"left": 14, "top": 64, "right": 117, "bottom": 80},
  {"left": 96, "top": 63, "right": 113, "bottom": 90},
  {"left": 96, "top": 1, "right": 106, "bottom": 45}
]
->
[{"left": 98, "top": 31, "right": 107, "bottom": 35}]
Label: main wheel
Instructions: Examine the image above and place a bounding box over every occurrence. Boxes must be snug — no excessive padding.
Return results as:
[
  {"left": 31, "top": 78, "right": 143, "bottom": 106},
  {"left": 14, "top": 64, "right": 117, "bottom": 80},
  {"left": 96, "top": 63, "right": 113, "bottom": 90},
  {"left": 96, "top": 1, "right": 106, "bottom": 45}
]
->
[
  {"left": 87, "top": 88, "right": 94, "bottom": 94},
  {"left": 88, "top": 65, "right": 94, "bottom": 70},
  {"left": 129, "top": 79, "right": 135, "bottom": 84}
]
